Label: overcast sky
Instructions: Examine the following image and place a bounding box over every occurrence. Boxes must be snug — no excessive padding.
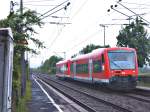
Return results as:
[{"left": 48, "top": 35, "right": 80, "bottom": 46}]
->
[{"left": 1, "top": 0, "right": 150, "bottom": 68}]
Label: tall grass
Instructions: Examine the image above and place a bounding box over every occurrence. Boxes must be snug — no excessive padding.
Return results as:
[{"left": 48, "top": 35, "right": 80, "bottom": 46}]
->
[
  {"left": 16, "top": 80, "right": 31, "bottom": 112},
  {"left": 12, "top": 55, "right": 31, "bottom": 112}
]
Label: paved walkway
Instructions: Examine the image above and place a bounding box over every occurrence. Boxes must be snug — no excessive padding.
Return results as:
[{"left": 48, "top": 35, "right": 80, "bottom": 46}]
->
[{"left": 27, "top": 75, "right": 59, "bottom": 112}]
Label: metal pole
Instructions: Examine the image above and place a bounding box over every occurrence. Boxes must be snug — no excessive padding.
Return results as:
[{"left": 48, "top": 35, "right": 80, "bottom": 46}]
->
[
  {"left": 10, "top": 1, "right": 14, "bottom": 13},
  {"left": 99, "top": 24, "right": 106, "bottom": 47},
  {"left": 20, "top": 0, "right": 26, "bottom": 97},
  {"left": 20, "top": 0, "right": 23, "bottom": 14},
  {"left": 104, "top": 26, "right": 105, "bottom": 47}
]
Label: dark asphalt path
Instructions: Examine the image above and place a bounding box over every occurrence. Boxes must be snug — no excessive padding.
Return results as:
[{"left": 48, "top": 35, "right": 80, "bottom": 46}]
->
[{"left": 27, "top": 75, "right": 60, "bottom": 112}]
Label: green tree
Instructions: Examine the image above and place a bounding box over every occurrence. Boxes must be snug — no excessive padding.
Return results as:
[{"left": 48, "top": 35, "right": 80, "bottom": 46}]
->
[
  {"left": 0, "top": 9, "right": 45, "bottom": 54},
  {"left": 0, "top": 9, "right": 45, "bottom": 112},
  {"left": 39, "top": 55, "right": 62, "bottom": 74},
  {"left": 116, "top": 18, "right": 150, "bottom": 67},
  {"left": 79, "top": 44, "right": 110, "bottom": 54},
  {"left": 71, "top": 44, "right": 110, "bottom": 58}
]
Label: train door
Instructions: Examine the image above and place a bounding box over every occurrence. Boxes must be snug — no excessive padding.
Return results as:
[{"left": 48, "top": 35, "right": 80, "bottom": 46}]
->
[
  {"left": 92, "top": 53, "right": 107, "bottom": 83},
  {"left": 89, "top": 59, "right": 93, "bottom": 82},
  {"left": 71, "top": 62, "right": 76, "bottom": 79},
  {"left": 101, "top": 54, "right": 105, "bottom": 71}
]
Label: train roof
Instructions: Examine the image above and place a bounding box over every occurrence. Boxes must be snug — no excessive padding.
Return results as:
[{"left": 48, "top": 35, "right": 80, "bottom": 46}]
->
[
  {"left": 91, "top": 48, "right": 105, "bottom": 54},
  {"left": 56, "top": 47, "right": 136, "bottom": 64},
  {"left": 71, "top": 47, "right": 135, "bottom": 61},
  {"left": 56, "top": 59, "right": 70, "bottom": 65},
  {"left": 71, "top": 48, "right": 105, "bottom": 61}
]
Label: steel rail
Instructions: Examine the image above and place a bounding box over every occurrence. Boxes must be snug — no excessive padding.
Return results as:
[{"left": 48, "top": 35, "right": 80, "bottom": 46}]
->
[
  {"left": 37, "top": 75, "right": 132, "bottom": 112},
  {"left": 36, "top": 76, "right": 97, "bottom": 112}
]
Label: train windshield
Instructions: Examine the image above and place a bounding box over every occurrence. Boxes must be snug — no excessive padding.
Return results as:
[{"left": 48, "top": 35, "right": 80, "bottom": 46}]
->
[{"left": 108, "top": 50, "right": 135, "bottom": 70}]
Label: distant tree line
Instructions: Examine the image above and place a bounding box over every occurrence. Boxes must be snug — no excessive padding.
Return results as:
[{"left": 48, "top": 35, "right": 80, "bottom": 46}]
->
[
  {"left": 71, "top": 44, "right": 110, "bottom": 58},
  {"left": 37, "top": 56, "right": 62, "bottom": 74}
]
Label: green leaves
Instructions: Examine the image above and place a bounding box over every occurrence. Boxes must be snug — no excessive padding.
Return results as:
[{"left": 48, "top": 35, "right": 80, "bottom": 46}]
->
[
  {"left": 79, "top": 44, "right": 110, "bottom": 54},
  {"left": 38, "top": 56, "right": 62, "bottom": 74},
  {"left": 116, "top": 17, "right": 150, "bottom": 67},
  {"left": 0, "top": 9, "right": 45, "bottom": 55},
  {"left": 71, "top": 44, "right": 110, "bottom": 58}
]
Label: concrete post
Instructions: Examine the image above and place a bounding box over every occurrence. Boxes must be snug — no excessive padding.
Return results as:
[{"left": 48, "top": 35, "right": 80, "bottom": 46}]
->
[{"left": 0, "top": 28, "right": 13, "bottom": 112}]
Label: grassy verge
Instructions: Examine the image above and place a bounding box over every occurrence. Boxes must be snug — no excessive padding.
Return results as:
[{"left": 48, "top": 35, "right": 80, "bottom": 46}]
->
[
  {"left": 16, "top": 97, "right": 27, "bottom": 112},
  {"left": 137, "top": 81, "right": 150, "bottom": 87},
  {"left": 138, "top": 72, "right": 150, "bottom": 87},
  {"left": 12, "top": 55, "right": 32, "bottom": 112},
  {"left": 16, "top": 80, "right": 31, "bottom": 112},
  {"left": 138, "top": 72, "right": 150, "bottom": 76}
]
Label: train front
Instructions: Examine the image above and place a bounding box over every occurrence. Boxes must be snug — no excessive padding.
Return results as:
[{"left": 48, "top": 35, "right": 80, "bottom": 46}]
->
[{"left": 107, "top": 48, "right": 138, "bottom": 90}]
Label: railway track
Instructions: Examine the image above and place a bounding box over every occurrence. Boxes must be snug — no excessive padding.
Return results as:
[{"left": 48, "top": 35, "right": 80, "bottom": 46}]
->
[
  {"left": 35, "top": 76, "right": 97, "bottom": 112},
  {"left": 56, "top": 76, "right": 150, "bottom": 104},
  {"left": 121, "top": 92, "right": 150, "bottom": 104},
  {"left": 133, "top": 88, "right": 150, "bottom": 97},
  {"left": 46, "top": 74, "right": 150, "bottom": 104},
  {"left": 100, "top": 86, "right": 150, "bottom": 104},
  {"left": 98, "top": 88, "right": 150, "bottom": 104},
  {"left": 36, "top": 75, "right": 133, "bottom": 112}
]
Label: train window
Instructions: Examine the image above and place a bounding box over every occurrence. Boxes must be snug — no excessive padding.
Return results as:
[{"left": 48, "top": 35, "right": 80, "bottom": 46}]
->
[
  {"left": 76, "top": 63, "right": 88, "bottom": 74},
  {"left": 102, "top": 54, "right": 104, "bottom": 64},
  {"left": 108, "top": 50, "right": 135, "bottom": 70},
  {"left": 93, "top": 60, "right": 102, "bottom": 73},
  {"left": 59, "top": 64, "right": 67, "bottom": 73},
  {"left": 71, "top": 63, "right": 74, "bottom": 73},
  {"left": 57, "top": 66, "right": 62, "bottom": 74},
  {"left": 56, "top": 66, "right": 59, "bottom": 73}
]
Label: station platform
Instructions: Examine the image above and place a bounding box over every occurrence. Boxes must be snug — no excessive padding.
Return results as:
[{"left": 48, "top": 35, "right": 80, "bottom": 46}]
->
[
  {"left": 27, "top": 75, "right": 60, "bottom": 112},
  {"left": 136, "top": 86, "right": 150, "bottom": 91},
  {"left": 27, "top": 74, "right": 85, "bottom": 112}
]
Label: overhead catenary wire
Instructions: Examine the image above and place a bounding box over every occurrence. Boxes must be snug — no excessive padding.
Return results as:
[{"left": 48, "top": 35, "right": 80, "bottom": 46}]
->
[
  {"left": 71, "top": 0, "right": 89, "bottom": 20},
  {"left": 35, "top": 1, "right": 71, "bottom": 55},
  {"left": 110, "top": 5, "right": 132, "bottom": 18},
  {"left": 64, "top": 0, "right": 112, "bottom": 49},
  {"left": 38, "top": 0, "right": 69, "bottom": 18},
  {"left": 23, "top": 4, "right": 58, "bottom": 7},
  {"left": 65, "top": 1, "right": 117, "bottom": 53},
  {"left": 47, "top": 24, "right": 66, "bottom": 50},
  {"left": 117, "top": 1, "right": 150, "bottom": 25},
  {"left": 115, "top": 7, "right": 150, "bottom": 10},
  {"left": 66, "top": 30, "right": 100, "bottom": 52},
  {"left": 23, "top": 0, "right": 54, "bottom": 3},
  {"left": 40, "top": 6, "right": 66, "bottom": 20},
  {"left": 121, "top": 2, "right": 150, "bottom": 7},
  {"left": 44, "top": 13, "right": 68, "bottom": 55},
  {"left": 53, "top": 0, "right": 86, "bottom": 38}
]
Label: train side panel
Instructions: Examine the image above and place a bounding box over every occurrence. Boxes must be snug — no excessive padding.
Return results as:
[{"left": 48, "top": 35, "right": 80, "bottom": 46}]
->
[
  {"left": 56, "top": 60, "right": 71, "bottom": 78},
  {"left": 72, "top": 56, "right": 92, "bottom": 82},
  {"left": 91, "top": 50, "right": 110, "bottom": 84},
  {"left": 56, "top": 47, "right": 138, "bottom": 90}
]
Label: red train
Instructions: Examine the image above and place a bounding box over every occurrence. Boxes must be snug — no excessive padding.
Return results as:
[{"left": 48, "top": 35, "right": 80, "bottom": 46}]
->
[{"left": 56, "top": 47, "right": 138, "bottom": 90}]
